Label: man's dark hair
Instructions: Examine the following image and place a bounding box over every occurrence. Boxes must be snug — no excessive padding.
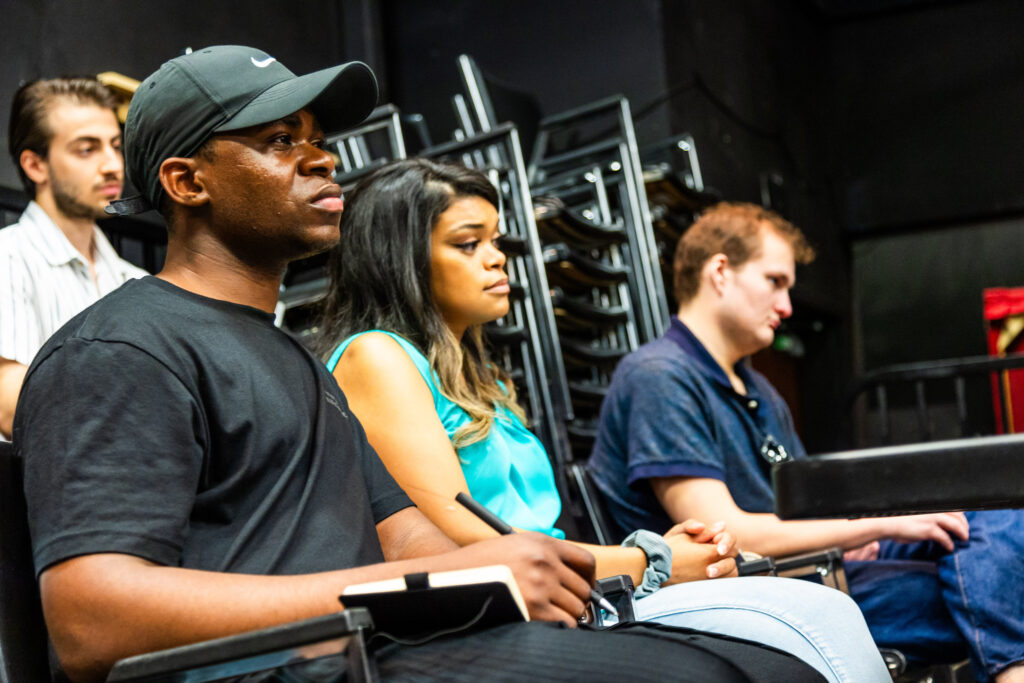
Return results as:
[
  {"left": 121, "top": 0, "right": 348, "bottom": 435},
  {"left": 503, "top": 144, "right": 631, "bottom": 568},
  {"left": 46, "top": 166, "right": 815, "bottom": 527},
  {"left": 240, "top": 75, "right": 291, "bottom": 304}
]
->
[{"left": 8, "top": 77, "right": 119, "bottom": 195}]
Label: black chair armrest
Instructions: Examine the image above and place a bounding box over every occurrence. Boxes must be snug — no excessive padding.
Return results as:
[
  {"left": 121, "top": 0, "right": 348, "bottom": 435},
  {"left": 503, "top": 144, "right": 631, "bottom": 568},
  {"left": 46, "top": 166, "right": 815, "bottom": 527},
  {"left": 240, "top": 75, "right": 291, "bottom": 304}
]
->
[
  {"left": 106, "top": 608, "right": 375, "bottom": 683},
  {"left": 772, "top": 433, "right": 1024, "bottom": 519},
  {"left": 736, "top": 554, "right": 776, "bottom": 577},
  {"left": 737, "top": 548, "right": 847, "bottom": 593},
  {"left": 772, "top": 548, "right": 848, "bottom": 593},
  {"left": 592, "top": 574, "right": 637, "bottom": 627},
  {"left": 772, "top": 547, "right": 843, "bottom": 574}
]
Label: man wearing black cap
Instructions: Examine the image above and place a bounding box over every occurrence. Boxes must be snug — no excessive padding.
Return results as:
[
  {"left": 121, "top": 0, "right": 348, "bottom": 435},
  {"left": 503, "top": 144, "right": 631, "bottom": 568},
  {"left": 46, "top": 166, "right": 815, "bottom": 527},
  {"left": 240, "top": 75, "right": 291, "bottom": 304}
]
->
[{"left": 14, "top": 47, "right": 823, "bottom": 682}]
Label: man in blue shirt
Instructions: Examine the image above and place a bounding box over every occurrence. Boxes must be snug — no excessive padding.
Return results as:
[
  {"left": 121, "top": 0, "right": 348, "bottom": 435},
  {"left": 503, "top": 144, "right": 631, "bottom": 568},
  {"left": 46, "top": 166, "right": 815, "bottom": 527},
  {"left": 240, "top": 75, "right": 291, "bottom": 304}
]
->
[{"left": 589, "top": 202, "right": 1024, "bottom": 681}]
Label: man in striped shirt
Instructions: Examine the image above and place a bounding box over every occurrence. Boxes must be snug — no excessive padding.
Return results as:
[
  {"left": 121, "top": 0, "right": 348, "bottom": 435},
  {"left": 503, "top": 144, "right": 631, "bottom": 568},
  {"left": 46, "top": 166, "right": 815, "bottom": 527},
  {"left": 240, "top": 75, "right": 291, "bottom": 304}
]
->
[{"left": 0, "top": 77, "right": 147, "bottom": 437}]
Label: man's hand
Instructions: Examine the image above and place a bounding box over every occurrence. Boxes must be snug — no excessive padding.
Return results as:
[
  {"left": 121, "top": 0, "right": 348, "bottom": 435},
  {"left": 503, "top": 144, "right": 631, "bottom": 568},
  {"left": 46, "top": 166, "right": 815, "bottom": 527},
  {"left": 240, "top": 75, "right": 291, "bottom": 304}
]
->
[
  {"left": 880, "top": 512, "right": 970, "bottom": 552},
  {"left": 379, "top": 509, "right": 595, "bottom": 626},
  {"left": 662, "top": 519, "right": 738, "bottom": 584},
  {"left": 455, "top": 533, "right": 595, "bottom": 626},
  {"left": 843, "top": 541, "right": 880, "bottom": 562}
]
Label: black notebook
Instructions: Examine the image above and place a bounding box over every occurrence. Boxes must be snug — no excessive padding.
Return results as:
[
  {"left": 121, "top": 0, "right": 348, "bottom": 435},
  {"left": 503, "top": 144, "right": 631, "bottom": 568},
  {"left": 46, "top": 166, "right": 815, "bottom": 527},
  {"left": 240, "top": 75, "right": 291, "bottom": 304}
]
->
[{"left": 340, "top": 565, "right": 529, "bottom": 641}]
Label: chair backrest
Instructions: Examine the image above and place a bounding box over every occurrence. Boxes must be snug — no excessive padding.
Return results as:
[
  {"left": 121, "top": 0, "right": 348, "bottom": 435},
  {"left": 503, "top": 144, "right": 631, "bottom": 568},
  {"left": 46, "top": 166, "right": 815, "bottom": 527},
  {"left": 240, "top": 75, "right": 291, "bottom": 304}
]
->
[
  {"left": 847, "top": 351, "right": 1024, "bottom": 446},
  {"left": 567, "top": 462, "right": 618, "bottom": 546},
  {"left": 455, "top": 54, "right": 542, "bottom": 157},
  {"left": 0, "top": 441, "right": 52, "bottom": 682}
]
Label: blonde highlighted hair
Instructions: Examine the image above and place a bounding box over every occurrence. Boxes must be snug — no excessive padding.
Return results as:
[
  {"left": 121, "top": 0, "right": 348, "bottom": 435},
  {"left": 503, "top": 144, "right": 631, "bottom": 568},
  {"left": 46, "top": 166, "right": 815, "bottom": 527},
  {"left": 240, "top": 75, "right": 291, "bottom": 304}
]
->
[{"left": 429, "top": 326, "right": 526, "bottom": 450}]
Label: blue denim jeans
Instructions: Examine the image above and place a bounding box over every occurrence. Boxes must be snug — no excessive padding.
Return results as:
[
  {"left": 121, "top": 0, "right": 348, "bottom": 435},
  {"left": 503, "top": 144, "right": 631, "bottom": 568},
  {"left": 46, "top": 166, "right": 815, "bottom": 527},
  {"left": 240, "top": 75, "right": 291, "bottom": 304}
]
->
[
  {"left": 633, "top": 576, "right": 890, "bottom": 682},
  {"left": 846, "top": 509, "right": 1024, "bottom": 681}
]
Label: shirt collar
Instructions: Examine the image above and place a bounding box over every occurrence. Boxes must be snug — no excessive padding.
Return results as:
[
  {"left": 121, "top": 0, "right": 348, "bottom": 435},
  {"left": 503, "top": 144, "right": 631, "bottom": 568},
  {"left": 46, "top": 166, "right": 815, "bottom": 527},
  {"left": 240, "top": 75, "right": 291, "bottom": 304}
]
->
[
  {"left": 22, "top": 201, "right": 91, "bottom": 268},
  {"left": 21, "top": 201, "right": 127, "bottom": 274},
  {"left": 665, "top": 316, "right": 758, "bottom": 396}
]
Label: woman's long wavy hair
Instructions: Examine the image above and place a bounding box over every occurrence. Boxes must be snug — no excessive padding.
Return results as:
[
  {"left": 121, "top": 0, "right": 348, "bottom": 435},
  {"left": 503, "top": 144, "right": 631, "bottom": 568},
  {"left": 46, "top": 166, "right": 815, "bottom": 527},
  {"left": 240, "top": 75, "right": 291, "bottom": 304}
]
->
[{"left": 315, "top": 158, "right": 526, "bottom": 449}]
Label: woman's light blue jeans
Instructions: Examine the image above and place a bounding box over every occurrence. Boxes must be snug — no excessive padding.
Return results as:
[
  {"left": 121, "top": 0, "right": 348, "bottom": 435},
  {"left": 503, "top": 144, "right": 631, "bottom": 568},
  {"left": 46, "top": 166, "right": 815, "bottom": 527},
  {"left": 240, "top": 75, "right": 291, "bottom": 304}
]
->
[{"left": 634, "top": 576, "right": 890, "bottom": 683}]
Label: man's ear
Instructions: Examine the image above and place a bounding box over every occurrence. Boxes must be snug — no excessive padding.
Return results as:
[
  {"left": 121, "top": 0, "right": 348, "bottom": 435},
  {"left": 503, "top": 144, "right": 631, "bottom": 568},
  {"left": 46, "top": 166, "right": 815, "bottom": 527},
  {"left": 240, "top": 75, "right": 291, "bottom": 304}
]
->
[
  {"left": 19, "top": 149, "right": 48, "bottom": 187},
  {"left": 705, "top": 253, "right": 730, "bottom": 296},
  {"left": 159, "top": 157, "right": 209, "bottom": 208}
]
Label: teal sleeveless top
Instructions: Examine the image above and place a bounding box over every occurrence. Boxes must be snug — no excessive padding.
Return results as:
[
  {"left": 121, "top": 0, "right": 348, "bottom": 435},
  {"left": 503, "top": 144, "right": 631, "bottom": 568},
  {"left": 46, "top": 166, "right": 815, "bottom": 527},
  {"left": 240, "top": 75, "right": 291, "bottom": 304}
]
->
[{"left": 327, "top": 331, "right": 564, "bottom": 539}]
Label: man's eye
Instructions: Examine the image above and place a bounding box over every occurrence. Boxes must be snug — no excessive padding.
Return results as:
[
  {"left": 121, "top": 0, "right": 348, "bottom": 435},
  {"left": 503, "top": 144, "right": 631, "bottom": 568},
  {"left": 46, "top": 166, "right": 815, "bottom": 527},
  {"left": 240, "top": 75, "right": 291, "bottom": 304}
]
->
[
  {"left": 271, "top": 134, "right": 293, "bottom": 145},
  {"left": 455, "top": 240, "right": 479, "bottom": 253},
  {"left": 311, "top": 138, "right": 327, "bottom": 149}
]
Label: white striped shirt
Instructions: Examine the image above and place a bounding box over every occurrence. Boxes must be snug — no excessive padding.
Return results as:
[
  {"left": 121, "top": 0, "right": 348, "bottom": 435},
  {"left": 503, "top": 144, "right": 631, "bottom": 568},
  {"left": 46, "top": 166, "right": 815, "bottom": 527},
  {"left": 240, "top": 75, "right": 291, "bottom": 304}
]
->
[{"left": 0, "top": 201, "right": 149, "bottom": 366}]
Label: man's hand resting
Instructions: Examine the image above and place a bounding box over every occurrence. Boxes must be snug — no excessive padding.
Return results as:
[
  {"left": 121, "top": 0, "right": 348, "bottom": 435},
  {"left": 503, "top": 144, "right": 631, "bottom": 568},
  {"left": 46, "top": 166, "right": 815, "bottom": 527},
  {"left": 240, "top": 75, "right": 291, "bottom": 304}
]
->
[
  {"left": 457, "top": 533, "right": 596, "bottom": 626},
  {"left": 843, "top": 541, "right": 880, "bottom": 562},
  {"left": 662, "top": 519, "right": 738, "bottom": 584},
  {"left": 879, "top": 512, "right": 970, "bottom": 552}
]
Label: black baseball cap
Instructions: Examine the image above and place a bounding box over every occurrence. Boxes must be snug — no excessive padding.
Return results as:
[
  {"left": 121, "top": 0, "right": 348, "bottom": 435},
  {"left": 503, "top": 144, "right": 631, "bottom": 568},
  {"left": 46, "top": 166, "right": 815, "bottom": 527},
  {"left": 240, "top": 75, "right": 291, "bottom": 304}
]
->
[{"left": 107, "top": 45, "right": 378, "bottom": 216}]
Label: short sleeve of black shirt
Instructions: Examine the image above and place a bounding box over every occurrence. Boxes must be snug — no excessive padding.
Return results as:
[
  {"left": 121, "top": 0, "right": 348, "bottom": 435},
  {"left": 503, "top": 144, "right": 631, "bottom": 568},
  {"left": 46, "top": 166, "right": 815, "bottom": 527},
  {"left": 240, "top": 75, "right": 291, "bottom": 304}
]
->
[{"left": 20, "top": 338, "right": 205, "bottom": 573}]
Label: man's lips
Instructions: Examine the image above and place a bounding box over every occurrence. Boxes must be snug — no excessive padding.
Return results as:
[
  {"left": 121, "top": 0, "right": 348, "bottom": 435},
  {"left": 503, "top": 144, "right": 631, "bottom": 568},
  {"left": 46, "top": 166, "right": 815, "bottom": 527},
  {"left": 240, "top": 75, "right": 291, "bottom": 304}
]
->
[
  {"left": 311, "top": 185, "right": 344, "bottom": 212},
  {"left": 98, "top": 184, "right": 122, "bottom": 199}
]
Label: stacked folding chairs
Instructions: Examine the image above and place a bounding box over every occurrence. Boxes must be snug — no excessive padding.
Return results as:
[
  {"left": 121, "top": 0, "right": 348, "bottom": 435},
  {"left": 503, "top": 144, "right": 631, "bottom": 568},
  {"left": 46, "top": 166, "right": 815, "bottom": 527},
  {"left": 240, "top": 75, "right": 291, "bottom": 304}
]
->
[{"left": 639, "top": 134, "right": 719, "bottom": 312}]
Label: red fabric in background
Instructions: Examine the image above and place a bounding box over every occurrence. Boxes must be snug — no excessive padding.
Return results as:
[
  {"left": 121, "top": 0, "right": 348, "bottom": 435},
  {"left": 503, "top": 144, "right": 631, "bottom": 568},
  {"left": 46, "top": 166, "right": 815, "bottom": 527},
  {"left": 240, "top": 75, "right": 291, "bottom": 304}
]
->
[{"left": 983, "top": 288, "right": 1024, "bottom": 433}]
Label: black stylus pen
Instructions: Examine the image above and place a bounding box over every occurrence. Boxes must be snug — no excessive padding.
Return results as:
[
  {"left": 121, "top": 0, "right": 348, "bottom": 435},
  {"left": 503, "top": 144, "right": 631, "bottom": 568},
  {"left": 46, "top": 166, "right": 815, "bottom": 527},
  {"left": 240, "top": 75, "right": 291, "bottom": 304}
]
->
[{"left": 455, "top": 492, "right": 618, "bottom": 617}]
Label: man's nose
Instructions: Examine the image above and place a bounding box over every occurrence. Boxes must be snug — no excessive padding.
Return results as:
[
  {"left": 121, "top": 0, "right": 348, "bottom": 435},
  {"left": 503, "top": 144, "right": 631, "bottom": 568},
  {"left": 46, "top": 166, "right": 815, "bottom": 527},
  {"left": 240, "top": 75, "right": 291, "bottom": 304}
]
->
[
  {"left": 100, "top": 145, "right": 123, "bottom": 176},
  {"left": 301, "top": 144, "right": 335, "bottom": 177},
  {"left": 776, "top": 291, "right": 793, "bottom": 318}
]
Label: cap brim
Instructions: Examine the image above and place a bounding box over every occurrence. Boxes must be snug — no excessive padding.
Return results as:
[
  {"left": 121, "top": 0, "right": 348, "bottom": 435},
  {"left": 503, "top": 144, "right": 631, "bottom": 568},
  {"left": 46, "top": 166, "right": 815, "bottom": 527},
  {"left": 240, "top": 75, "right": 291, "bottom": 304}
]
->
[{"left": 216, "top": 61, "right": 378, "bottom": 135}]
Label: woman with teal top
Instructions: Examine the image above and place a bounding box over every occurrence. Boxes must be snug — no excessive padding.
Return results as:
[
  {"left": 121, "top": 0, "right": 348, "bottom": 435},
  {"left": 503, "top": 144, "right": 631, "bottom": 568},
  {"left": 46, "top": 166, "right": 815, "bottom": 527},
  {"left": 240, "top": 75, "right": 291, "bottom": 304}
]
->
[
  {"left": 327, "top": 330, "right": 565, "bottom": 541},
  {"left": 315, "top": 159, "right": 889, "bottom": 682}
]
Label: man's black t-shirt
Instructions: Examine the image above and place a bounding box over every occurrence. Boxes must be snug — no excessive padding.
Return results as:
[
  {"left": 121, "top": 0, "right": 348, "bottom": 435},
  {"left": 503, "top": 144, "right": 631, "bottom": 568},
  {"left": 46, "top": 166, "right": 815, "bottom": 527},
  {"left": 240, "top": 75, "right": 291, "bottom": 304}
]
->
[{"left": 16, "top": 276, "right": 413, "bottom": 577}]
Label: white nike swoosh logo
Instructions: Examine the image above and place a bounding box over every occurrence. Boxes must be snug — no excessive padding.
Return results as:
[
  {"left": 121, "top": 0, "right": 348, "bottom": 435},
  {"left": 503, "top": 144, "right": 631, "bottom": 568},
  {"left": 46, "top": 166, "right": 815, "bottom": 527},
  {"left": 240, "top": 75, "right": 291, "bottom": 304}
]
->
[{"left": 251, "top": 56, "right": 276, "bottom": 68}]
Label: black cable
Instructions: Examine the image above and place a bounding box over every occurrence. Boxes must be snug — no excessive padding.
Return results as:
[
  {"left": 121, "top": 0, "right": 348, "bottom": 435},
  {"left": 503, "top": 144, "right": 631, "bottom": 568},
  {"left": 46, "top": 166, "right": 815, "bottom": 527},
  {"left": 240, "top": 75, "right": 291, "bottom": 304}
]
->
[
  {"left": 367, "top": 595, "right": 497, "bottom": 647},
  {"left": 631, "top": 73, "right": 785, "bottom": 142}
]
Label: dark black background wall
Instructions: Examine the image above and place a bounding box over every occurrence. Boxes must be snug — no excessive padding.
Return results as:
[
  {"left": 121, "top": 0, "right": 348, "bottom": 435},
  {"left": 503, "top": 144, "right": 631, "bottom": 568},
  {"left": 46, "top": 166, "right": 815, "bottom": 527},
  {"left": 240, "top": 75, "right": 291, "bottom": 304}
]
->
[
  {"left": 827, "top": 0, "right": 1024, "bottom": 446},
  {"left": 4, "top": 0, "right": 1022, "bottom": 450},
  {"left": 380, "top": 0, "right": 673, "bottom": 148},
  {"left": 825, "top": 0, "right": 1024, "bottom": 234}
]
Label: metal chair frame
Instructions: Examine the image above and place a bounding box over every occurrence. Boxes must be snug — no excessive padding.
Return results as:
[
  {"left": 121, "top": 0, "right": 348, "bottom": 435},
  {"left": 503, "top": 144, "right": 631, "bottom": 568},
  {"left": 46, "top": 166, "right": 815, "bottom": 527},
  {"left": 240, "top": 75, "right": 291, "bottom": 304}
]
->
[
  {"left": 847, "top": 351, "right": 1024, "bottom": 446},
  {"left": 529, "top": 95, "right": 668, "bottom": 340},
  {"left": 330, "top": 104, "right": 408, "bottom": 177}
]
